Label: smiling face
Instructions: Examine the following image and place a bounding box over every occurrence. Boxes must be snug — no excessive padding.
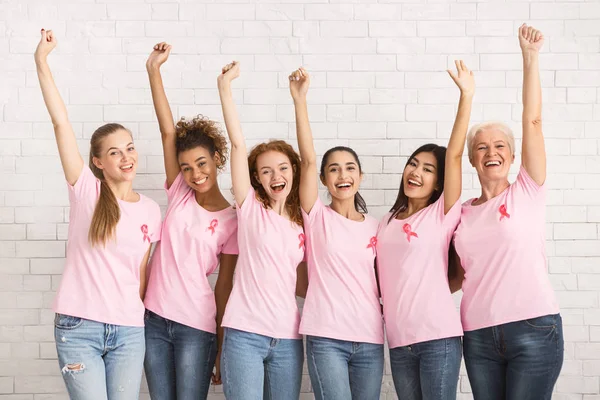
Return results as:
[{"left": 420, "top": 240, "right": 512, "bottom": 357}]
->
[
  {"left": 92, "top": 128, "right": 138, "bottom": 183},
  {"left": 255, "top": 150, "right": 294, "bottom": 204},
  {"left": 321, "top": 150, "right": 362, "bottom": 203},
  {"left": 178, "top": 146, "right": 220, "bottom": 194},
  {"left": 403, "top": 151, "right": 439, "bottom": 201},
  {"left": 470, "top": 128, "right": 515, "bottom": 183}
]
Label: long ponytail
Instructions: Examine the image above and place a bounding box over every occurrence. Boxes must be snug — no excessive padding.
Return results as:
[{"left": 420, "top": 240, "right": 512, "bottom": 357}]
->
[{"left": 88, "top": 123, "right": 129, "bottom": 247}]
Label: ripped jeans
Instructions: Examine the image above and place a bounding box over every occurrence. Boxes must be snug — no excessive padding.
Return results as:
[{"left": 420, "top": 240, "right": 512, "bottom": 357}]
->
[{"left": 54, "top": 314, "right": 145, "bottom": 400}]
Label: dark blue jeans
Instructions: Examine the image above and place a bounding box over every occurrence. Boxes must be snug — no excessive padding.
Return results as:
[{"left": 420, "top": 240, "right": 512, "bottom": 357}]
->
[
  {"left": 463, "top": 314, "right": 564, "bottom": 400},
  {"left": 389, "top": 336, "right": 462, "bottom": 400},
  {"left": 306, "top": 336, "right": 384, "bottom": 400},
  {"left": 144, "top": 310, "right": 217, "bottom": 400}
]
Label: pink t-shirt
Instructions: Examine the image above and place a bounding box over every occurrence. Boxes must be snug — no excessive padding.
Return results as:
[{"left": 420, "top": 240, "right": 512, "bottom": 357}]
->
[
  {"left": 299, "top": 198, "right": 383, "bottom": 344},
  {"left": 53, "top": 165, "right": 162, "bottom": 327},
  {"left": 454, "top": 166, "right": 560, "bottom": 331},
  {"left": 222, "top": 187, "right": 305, "bottom": 339},
  {"left": 144, "top": 172, "right": 238, "bottom": 334},
  {"left": 377, "top": 196, "right": 463, "bottom": 348}
]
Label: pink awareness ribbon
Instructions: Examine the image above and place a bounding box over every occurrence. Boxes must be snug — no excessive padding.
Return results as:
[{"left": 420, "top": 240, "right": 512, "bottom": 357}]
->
[
  {"left": 403, "top": 223, "right": 418, "bottom": 243},
  {"left": 298, "top": 233, "right": 305, "bottom": 250},
  {"left": 141, "top": 224, "right": 150, "bottom": 243},
  {"left": 499, "top": 204, "right": 510, "bottom": 221},
  {"left": 367, "top": 237, "right": 377, "bottom": 254},
  {"left": 207, "top": 219, "right": 219, "bottom": 235}
]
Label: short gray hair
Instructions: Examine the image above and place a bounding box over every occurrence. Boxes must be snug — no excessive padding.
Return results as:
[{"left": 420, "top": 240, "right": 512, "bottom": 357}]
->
[{"left": 466, "top": 121, "right": 515, "bottom": 161}]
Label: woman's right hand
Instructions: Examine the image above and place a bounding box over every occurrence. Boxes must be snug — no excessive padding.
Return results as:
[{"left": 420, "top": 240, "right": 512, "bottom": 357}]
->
[
  {"left": 34, "top": 29, "right": 56, "bottom": 64},
  {"left": 146, "top": 42, "right": 171, "bottom": 71},
  {"left": 447, "top": 60, "right": 475, "bottom": 98},
  {"left": 289, "top": 67, "right": 310, "bottom": 102},
  {"left": 218, "top": 61, "right": 240, "bottom": 87}
]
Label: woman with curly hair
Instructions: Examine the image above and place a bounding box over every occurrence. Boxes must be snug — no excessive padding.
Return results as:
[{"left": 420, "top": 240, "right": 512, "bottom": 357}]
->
[
  {"left": 217, "top": 61, "right": 307, "bottom": 400},
  {"left": 143, "top": 43, "right": 239, "bottom": 400}
]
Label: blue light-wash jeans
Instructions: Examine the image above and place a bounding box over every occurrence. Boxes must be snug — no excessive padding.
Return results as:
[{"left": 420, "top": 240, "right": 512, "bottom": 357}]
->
[
  {"left": 463, "top": 314, "right": 564, "bottom": 400},
  {"left": 221, "top": 327, "right": 303, "bottom": 400},
  {"left": 306, "top": 335, "right": 384, "bottom": 400},
  {"left": 54, "top": 313, "right": 145, "bottom": 400},
  {"left": 144, "top": 310, "right": 217, "bottom": 400},
  {"left": 389, "top": 336, "right": 462, "bottom": 400}
]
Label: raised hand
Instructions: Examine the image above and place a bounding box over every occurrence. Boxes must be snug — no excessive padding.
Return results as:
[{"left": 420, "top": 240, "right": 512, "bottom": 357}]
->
[
  {"left": 146, "top": 42, "right": 171, "bottom": 71},
  {"left": 34, "top": 29, "right": 57, "bottom": 63},
  {"left": 289, "top": 67, "right": 310, "bottom": 102},
  {"left": 218, "top": 61, "right": 240, "bottom": 86},
  {"left": 447, "top": 60, "right": 475, "bottom": 97},
  {"left": 519, "top": 24, "right": 544, "bottom": 54}
]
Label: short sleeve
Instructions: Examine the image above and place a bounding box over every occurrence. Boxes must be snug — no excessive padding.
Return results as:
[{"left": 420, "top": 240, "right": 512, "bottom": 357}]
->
[
  {"left": 222, "top": 224, "right": 239, "bottom": 255},
  {"left": 514, "top": 165, "right": 545, "bottom": 200},
  {"left": 440, "top": 195, "right": 461, "bottom": 230},
  {"left": 301, "top": 197, "right": 324, "bottom": 226},
  {"left": 165, "top": 172, "right": 190, "bottom": 204},
  {"left": 235, "top": 187, "right": 258, "bottom": 219},
  {"left": 68, "top": 164, "right": 100, "bottom": 203}
]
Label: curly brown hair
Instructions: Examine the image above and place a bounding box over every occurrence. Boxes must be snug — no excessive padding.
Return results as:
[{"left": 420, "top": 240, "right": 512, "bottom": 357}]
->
[
  {"left": 175, "top": 115, "right": 228, "bottom": 171},
  {"left": 247, "top": 140, "right": 303, "bottom": 228}
]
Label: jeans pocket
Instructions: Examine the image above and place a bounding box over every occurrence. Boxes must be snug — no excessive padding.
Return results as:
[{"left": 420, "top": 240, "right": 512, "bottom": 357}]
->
[
  {"left": 524, "top": 314, "right": 558, "bottom": 330},
  {"left": 54, "top": 314, "right": 84, "bottom": 330}
]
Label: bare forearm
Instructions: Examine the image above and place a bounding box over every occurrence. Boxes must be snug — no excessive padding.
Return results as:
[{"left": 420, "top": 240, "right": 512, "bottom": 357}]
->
[
  {"left": 35, "top": 60, "right": 69, "bottom": 128},
  {"left": 294, "top": 99, "right": 316, "bottom": 166},
  {"left": 147, "top": 67, "right": 176, "bottom": 137},
  {"left": 522, "top": 52, "right": 542, "bottom": 123},
  {"left": 215, "top": 285, "right": 233, "bottom": 350},
  {"left": 447, "top": 93, "right": 473, "bottom": 160},
  {"left": 218, "top": 82, "right": 245, "bottom": 150}
]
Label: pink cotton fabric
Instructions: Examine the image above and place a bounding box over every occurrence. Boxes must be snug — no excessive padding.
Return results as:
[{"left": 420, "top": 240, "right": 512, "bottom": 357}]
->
[
  {"left": 299, "top": 198, "right": 384, "bottom": 344},
  {"left": 454, "top": 166, "right": 560, "bottom": 331},
  {"left": 377, "top": 196, "right": 463, "bottom": 348},
  {"left": 53, "top": 165, "right": 162, "bottom": 327},
  {"left": 222, "top": 187, "right": 305, "bottom": 339},
  {"left": 144, "top": 172, "right": 238, "bottom": 333}
]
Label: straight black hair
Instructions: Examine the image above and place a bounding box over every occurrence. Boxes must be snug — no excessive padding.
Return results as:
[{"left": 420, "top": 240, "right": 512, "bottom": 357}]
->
[{"left": 388, "top": 143, "right": 446, "bottom": 223}]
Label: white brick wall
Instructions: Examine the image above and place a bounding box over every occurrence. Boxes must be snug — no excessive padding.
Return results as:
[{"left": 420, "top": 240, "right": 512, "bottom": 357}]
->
[{"left": 0, "top": 0, "right": 599, "bottom": 398}]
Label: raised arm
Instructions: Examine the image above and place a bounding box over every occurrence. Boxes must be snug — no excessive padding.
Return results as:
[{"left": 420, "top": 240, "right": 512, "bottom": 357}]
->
[
  {"left": 217, "top": 62, "right": 251, "bottom": 206},
  {"left": 289, "top": 68, "right": 318, "bottom": 214},
  {"left": 146, "top": 42, "right": 180, "bottom": 188},
  {"left": 519, "top": 24, "right": 546, "bottom": 185},
  {"left": 34, "top": 29, "right": 83, "bottom": 185},
  {"left": 444, "top": 60, "right": 475, "bottom": 214}
]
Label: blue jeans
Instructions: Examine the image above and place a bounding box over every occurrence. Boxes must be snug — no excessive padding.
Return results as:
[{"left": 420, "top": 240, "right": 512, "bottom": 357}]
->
[
  {"left": 221, "top": 327, "right": 303, "bottom": 400},
  {"left": 463, "top": 314, "right": 564, "bottom": 400},
  {"left": 144, "top": 310, "right": 217, "bottom": 400},
  {"left": 306, "top": 335, "right": 384, "bottom": 400},
  {"left": 54, "top": 313, "right": 145, "bottom": 400},
  {"left": 389, "top": 336, "right": 462, "bottom": 400}
]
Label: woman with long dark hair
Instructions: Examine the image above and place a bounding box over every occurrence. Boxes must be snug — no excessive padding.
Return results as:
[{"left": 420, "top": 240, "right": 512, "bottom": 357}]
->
[
  {"left": 290, "top": 67, "right": 384, "bottom": 400},
  {"left": 376, "top": 60, "right": 475, "bottom": 400}
]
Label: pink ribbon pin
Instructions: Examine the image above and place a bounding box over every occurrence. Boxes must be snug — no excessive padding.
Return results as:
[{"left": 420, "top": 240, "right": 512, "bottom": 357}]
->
[
  {"left": 403, "top": 223, "right": 418, "bottom": 243},
  {"left": 499, "top": 204, "right": 510, "bottom": 221},
  {"left": 367, "top": 237, "right": 377, "bottom": 254},
  {"left": 141, "top": 224, "right": 150, "bottom": 243},
  {"left": 207, "top": 219, "right": 219, "bottom": 235},
  {"left": 298, "top": 233, "right": 305, "bottom": 250}
]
